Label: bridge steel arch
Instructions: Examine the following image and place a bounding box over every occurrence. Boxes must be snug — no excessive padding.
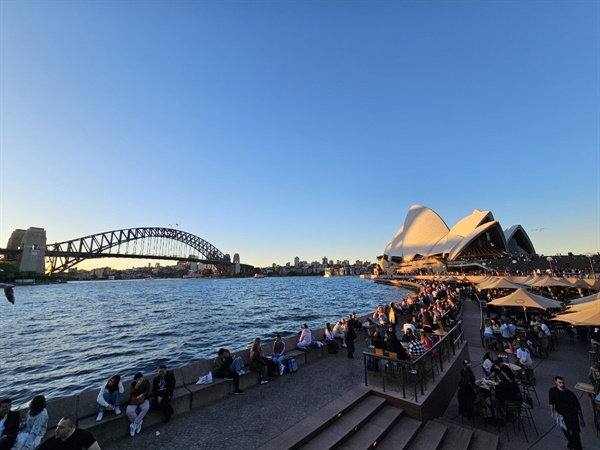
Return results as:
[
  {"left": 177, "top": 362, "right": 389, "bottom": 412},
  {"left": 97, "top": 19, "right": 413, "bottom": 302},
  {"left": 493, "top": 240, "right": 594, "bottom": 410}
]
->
[{"left": 45, "top": 227, "right": 229, "bottom": 275}]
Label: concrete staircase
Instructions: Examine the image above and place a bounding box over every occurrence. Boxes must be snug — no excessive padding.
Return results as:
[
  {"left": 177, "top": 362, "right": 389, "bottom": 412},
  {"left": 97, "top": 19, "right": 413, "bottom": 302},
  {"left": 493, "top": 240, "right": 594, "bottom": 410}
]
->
[{"left": 259, "top": 387, "right": 499, "bottom": 450}]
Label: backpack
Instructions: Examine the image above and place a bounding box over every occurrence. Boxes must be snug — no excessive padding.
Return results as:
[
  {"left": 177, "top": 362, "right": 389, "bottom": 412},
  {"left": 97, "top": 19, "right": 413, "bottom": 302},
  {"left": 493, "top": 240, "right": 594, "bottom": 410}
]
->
[{"left": 287, "top": 356, "right": 298, "bottom": 373}]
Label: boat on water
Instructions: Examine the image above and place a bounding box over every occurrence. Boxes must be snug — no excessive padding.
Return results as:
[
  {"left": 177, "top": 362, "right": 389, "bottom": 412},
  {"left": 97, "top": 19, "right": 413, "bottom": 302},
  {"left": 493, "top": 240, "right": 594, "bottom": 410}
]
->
[
  {"left": 323, "top": 272, "right": 331, "bottom": 278},
  {"left": 253, "top": 274, "right": 265, "bottom": 278}
]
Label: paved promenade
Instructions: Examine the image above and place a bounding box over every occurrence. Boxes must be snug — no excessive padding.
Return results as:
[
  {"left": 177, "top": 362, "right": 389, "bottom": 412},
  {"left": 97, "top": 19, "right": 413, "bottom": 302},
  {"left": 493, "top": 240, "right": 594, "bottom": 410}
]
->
[{"left": 104, "top": 297, "right": 598, "bottom": 450}]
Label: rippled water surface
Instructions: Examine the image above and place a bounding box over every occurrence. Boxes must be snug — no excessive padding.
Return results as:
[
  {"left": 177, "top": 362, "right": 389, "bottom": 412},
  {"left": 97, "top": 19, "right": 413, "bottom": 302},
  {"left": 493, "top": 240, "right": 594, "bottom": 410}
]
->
[{"left": 1, "top": 277, "right": 414, "bottom": 408}]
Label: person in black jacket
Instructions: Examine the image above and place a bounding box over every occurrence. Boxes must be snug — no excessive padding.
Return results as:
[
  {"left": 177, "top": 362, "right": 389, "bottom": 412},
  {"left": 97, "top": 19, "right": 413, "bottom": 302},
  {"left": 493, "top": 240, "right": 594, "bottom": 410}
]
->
[
  {"left": 0, "top": 398, "right": 20, "bottom": 450},
  {"left": 151, "top": 365, "right": 175, "bottom": 421},
  {"left": 213, "top": 349, "right": 244, "bottom": 395}
]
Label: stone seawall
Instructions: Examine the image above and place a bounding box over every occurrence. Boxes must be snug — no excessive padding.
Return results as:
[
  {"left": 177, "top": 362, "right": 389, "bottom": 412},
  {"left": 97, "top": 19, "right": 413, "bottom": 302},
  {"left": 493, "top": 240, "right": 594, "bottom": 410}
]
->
[{"left": 24, "top": 316, "right": 377, "bottom": 446}]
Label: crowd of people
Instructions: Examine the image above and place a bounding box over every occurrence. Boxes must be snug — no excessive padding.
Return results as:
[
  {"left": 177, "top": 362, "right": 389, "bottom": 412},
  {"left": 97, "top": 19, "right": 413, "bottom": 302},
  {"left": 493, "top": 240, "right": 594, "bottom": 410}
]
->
[{"left": 2, "top": 273, "right": 594, "bottom": 450}]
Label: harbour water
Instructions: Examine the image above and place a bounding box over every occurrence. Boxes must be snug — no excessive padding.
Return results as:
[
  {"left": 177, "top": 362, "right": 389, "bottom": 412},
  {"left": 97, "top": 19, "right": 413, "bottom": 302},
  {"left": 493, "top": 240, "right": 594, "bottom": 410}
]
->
[{"left": 1, "top": 276, "right": 414, "bottom": 408}]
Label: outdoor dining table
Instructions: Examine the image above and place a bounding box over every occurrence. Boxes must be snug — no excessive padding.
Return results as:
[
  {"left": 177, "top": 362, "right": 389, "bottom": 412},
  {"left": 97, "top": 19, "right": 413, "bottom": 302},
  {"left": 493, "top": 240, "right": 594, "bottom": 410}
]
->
[
  {"left": 506, "top": 363, "right": 521, "bottom": 372},
  {"left": 475, "top": 379, "right": 498, "bottom": 391}
]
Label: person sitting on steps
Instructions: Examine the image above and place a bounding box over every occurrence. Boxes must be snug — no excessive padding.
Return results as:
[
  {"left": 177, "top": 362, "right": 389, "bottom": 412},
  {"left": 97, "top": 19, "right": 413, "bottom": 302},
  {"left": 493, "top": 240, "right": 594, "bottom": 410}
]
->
[
  {"left": 151, "top": 365, "right": 175, "bottom": 421},
  {"left": 272, "top": 334, "right": 286, "bottom": 375},
  {"left": 296, "top": 324, "right": 318, "bottom": 351},
  {"left": 96, "top": 375, "right": 124, "bottom": 421},
  {"left": 213, "top": 348, "right": 244, "bottom": 395},
  {"left": 249, "top": 338, "right": 278, "bottom": 385},
  {"left": 126, "top": 372, "right": 151, "bottom": 437}
]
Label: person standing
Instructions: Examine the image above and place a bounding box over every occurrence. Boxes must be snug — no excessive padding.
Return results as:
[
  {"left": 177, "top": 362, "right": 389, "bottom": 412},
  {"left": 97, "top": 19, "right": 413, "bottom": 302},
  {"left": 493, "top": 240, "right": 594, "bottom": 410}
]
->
[
  {"left": 151, "top": 365, "right": 175, "bottom": 421},
  {"left": 549, "top": 376, "right": 585, "bottom": 450},
  {"left": 38, "top": 415, "right": 100, "bottom": 450},
  {"left": 126, "top": 372, "right": 151, "bottom": 437},
  {"left": 344, "top": 318, "right": 356, "bottom": 358},
  {"left": 0, "top": 398, "right": 20, "bottom": 450}
]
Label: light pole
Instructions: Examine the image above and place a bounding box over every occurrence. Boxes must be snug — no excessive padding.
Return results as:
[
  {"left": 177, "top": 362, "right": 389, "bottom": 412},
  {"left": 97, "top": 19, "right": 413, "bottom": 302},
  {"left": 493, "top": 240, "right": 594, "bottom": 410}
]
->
[
  {"left": 546, "top": 256, "right": 553, "bottom": 274},
  {"left": 585, "top": 252, "right": 596, "bottom": 279}
]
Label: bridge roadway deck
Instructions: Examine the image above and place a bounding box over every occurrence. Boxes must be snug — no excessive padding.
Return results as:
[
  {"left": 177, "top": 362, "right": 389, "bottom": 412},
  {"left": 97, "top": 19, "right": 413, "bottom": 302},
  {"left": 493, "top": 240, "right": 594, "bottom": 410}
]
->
[{"left": 105, "top": 298, "right": 598, "bottom": 450}]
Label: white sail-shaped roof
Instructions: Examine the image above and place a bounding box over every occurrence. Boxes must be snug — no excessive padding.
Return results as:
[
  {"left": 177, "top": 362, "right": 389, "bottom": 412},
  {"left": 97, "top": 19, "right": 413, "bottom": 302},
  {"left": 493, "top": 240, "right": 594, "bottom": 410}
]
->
[
  {"left": 383, "top": 205, "right": 522, "bottom": 266},
  {"left": 399, "top": 205, "right": 449, "bottom": 262}
]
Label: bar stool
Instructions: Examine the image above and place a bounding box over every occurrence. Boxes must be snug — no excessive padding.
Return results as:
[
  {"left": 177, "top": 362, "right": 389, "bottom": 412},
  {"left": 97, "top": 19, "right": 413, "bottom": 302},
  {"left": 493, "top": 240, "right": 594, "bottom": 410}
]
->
[
  {"left": 503, "top": 401, "right": 528, "bottom": 442},
  {"left": 520, "top": 368, "right": 540, "bottom": 406},
  {"left": 520, "top": 400, "right": 539, "bottom": 436}
]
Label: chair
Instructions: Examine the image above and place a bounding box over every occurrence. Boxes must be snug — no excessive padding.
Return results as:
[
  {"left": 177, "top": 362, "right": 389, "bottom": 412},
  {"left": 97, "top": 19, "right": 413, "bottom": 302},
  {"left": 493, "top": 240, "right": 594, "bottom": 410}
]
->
[
  {"left": 503, "top": 401, "right": 528, "bottom": 442},
  {"left": 520, "top": 367, "right": 540, "bottom": 406},
  {"left": 484, "top": 337, "right": 498, "bottom": 353},
  {"left": 520, "top": 400, "right": 539, "bottom": 436}
]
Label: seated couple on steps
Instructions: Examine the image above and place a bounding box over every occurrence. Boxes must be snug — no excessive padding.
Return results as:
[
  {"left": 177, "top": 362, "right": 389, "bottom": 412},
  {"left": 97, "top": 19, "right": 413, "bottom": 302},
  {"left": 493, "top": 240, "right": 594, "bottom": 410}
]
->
[{"left": 213, "top": 348, "right": 245, "bottom": 395}]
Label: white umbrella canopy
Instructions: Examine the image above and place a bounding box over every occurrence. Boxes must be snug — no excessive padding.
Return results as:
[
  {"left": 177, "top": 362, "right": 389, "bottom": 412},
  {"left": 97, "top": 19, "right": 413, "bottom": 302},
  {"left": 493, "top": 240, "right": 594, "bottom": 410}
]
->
[
  {"left": 487, "top": 288, "right": 563, "bottom": 310},
  {"left": 565, "top": 278, "right": 597, "bottom": 289},
  {"left": 520, "top": 276, "right": 544, "bottom": 286},
  {"left": 529, "top": 277, "right": 574, "bottom": 288},
  {"left": 567, "top": 292, "right": 600, "bottom": 305},
  {"left": 562, "top": 299, "right": 600, "bottom": 314},
  {"left": 478, "top": 277, "right": 523, "bottom": 291},
  {"left": 552, "top": 300, "right": 600, "bottom": 326},
  {"left": 471, "top": 275, "right": 492, "bottom": 285}
]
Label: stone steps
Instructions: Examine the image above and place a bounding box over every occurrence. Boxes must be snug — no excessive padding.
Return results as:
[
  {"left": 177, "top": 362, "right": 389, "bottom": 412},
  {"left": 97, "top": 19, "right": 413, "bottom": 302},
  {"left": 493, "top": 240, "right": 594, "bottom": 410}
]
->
[
  {"left": 259, "top": 389, "right": 501, "bottom": 450},
  {"left": 433, "top": 417, "right": 499, "bottom": 450}
]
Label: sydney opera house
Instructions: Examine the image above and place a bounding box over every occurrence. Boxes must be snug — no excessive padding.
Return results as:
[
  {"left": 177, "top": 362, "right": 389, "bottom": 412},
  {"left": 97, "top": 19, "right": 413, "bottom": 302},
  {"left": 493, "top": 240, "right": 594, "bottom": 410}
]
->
[{"left": 378, "top": 205, "right": 536, "bottom": 275}]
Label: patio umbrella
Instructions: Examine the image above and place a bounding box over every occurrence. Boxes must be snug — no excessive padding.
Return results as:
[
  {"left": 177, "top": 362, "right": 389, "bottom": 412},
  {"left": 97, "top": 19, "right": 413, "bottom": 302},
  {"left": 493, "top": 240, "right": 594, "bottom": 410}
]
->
[
  {"left": 478, "top": 277, "right": 523, "bottom": 291},
  {"left": 565, "top": 278, "right": 597, "bottom": 290},
  {"left": 529, "top": 277, "right": 573, "bottom": 288},
  {"left": 487, "top": 288, "right": 563, "bottom": 320},
  {"left": 552, "top": 300, "right": 600, "bottom": 326},
  {"left": 567, "top": 292, "right": 600, "bottom": 305}
]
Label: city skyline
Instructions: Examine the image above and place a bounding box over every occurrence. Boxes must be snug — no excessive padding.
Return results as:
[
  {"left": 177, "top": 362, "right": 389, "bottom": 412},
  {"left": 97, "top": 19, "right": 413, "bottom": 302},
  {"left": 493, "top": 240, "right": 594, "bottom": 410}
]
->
[{"left": 1, "top": 1, "right": 598, "bottom": 270}]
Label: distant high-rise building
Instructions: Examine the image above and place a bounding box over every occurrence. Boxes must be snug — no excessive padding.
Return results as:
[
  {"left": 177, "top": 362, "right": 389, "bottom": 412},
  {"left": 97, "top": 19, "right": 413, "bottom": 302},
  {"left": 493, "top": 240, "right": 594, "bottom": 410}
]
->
[
  {"left": 294, "top": 256, "right": 300, "bottom": 267},
  {"left": 322, "top": 256, "right": 328, "bottom": 265}
]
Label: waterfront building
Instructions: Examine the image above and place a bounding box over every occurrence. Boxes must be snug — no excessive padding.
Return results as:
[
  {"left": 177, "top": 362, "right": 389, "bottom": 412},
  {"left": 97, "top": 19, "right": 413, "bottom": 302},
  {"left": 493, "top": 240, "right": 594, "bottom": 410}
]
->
[{"left": 379, "top": 205, "right": 536, "bottom": 275}]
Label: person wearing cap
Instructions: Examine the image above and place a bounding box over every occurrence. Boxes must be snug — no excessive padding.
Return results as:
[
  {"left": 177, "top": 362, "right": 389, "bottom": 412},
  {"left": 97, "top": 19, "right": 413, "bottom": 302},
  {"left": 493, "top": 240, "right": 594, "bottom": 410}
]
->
[
  {"left": 516, "top": 343, "right": 533, "bottom": 368},
  {"left": 461, "top": 360, "right": 476, "bottom": 387},
  {"left": 516, "top": 342, "right": 532, "bottom": 364}
]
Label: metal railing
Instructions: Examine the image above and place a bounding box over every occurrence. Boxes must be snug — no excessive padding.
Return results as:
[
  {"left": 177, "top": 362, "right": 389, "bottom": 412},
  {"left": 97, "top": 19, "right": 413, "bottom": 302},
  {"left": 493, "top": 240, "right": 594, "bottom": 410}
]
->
[{"left": 363, "top": 320, "right": 464, "bottom": 402}]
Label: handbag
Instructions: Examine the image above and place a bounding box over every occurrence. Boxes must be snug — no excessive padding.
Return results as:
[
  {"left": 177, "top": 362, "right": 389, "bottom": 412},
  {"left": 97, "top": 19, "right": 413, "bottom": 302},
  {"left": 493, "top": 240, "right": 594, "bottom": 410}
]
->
[{"left": 130, "top": 395, "right": 145, "bottom": 405}]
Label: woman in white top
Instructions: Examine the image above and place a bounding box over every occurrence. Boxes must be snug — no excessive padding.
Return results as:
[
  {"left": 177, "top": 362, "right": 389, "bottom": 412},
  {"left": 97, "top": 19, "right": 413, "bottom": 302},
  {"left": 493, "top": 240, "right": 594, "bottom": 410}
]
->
[
  {"left": 333, "top": 319, "right": 347, "bottom": 348},
  {"left": 12, "top": 395, "right": 48, "bottom": 450},
  {"left": 482, "top": 352, "right": 494, "bottom": 377},
  {"left": 96, "top": 375, "right": 124, "bottom": 421}
]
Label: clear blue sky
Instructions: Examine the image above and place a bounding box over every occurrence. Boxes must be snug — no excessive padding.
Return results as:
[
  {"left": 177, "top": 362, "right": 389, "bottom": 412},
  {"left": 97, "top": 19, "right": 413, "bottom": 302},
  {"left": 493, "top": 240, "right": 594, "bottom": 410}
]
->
[{"left": 1, "top": 1, "right": 599, "bottom": 269}]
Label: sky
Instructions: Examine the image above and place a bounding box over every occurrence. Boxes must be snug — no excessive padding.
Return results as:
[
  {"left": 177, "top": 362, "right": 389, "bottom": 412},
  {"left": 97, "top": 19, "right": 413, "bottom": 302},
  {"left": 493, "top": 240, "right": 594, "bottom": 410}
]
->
[{"left": 1, "top": 0, "right": 599, "bottom": 270}]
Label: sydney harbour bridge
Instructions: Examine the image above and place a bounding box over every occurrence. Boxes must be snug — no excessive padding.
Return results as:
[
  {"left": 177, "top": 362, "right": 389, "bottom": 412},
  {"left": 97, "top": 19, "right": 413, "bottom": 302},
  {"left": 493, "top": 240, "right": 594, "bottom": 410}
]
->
[{"left": 0, "top": 227, "right": 254, "bottom": 276}]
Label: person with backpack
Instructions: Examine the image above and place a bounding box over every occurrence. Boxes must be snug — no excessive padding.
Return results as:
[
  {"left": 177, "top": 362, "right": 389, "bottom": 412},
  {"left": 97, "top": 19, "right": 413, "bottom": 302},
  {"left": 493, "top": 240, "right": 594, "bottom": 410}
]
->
[{"left": 272, "top": 335, "right": 286, "bottom": 375}]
